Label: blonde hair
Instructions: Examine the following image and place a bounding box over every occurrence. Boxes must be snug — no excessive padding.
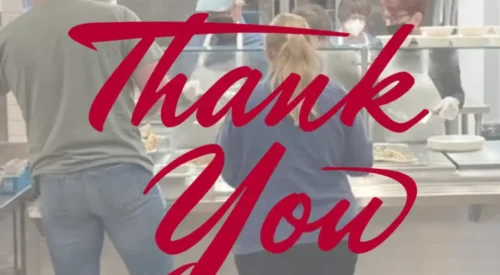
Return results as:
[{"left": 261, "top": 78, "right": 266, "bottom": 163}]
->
[{"left": 266, "top": 13, "right": 321, "bottom": 126}]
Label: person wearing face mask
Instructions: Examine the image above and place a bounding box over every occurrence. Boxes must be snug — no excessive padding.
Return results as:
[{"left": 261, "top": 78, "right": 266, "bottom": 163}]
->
[
  {"left": 374, "top": 0, "right": 465, "bottom": 142},
  {"left": 332, "top": 0, "right": 380, "bottom": 47}
]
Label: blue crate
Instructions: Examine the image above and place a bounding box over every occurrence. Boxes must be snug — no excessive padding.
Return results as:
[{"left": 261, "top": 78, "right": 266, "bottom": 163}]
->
[{"left": 0, "top": 167, "right": 31, "bottom": 195}]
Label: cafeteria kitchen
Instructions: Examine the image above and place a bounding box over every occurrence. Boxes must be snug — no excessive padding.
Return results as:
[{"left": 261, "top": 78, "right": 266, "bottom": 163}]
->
[{"left": 3, "top": 0, "right": 500, "bottom": 274}]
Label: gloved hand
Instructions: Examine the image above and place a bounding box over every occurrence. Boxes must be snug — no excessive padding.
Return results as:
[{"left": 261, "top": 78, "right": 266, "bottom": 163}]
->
[
  {"left": 182, "top": 80, "right": 201, "bottom": 104},
  {"left": 433, "top": 97, "right": 460, "bottom": 121}
]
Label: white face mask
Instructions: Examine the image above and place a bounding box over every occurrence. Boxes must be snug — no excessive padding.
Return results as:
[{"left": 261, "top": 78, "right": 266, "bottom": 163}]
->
[{"left": 344, "top": 19, "right": 366, "bottom": 37}]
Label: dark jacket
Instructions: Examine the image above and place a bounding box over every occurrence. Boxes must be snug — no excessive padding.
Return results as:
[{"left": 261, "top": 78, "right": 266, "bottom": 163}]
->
[
  {"left": 372, "top": 40, "right": 466, "bottom": 108},
  {"left": 428, "top": 48, "right": 465, "bottom": 108}
]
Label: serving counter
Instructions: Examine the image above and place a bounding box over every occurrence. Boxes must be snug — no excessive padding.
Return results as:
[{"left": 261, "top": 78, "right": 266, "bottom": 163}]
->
[
  {"left": 444, "top": 141, "right": 500, "bottom": 170},
  {"left": 185, "top": 169, "right": 500, "bottom": 213},
  {"left": 16, "top": 143, "right": 499, "bottom": 214},
  {"left": 1, "top": 141, "right": 492, "bottom": 211},
  {"left": 182, "top": 143, "right": 500, "bottom": 212},
  {"left": 0, "top": 141, "right": 499, "bottom": 275},
  {"left": 1, "top": 43, "right": 500, "bottom": 274}
]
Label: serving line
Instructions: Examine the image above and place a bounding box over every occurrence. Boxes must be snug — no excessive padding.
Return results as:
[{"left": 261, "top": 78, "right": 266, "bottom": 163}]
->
[
  {"left": 22, "top": 164, "right": 500, "bottom": 275},
  {"left": 443, "top": 141, "right": 500, "bottom": 170},
  {"left": 24, "top": 165, "right": 500, "bottom": 216},
  {"left": 0, "top": 186, "right": 34, "bottom": 275},
  {"left": 23, "top": 144, "right": 500, "bottom": 275},
  {"left": 143, "top": 142, "right": 500, "bottom": 211},
  {"left": 180, "top": 168, "right": 500, "bottom": 213},
  {"left": 440, "top": 141, "right": 500, "bottom": 222},
  {"left": 24, "top": 170, "right": 500, "bottom": 215}
]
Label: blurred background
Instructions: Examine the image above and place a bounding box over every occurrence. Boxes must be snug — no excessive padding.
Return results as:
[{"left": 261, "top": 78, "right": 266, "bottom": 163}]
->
[{"left": 2, "top": 1, "right": 500, "bottom": 275}]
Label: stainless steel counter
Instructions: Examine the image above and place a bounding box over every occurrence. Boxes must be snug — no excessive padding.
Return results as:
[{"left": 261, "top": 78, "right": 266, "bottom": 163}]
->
[
  {"left": 24, "top": 165, "right": 500, "bottom": 217},
  {"left": 191, "top": 168, "right": 500, "bottom": 211},
  {"left": 444, "top": 141, "right": 500, "bottom": 170},
  {"left": 375, "top": 144, "right": 456, "bottom": 172},
  {"left": 141, "top": 142, "right": 500, "bottom": 211},
  {"left": 20, "top": 141, "right": 500, "bottom": 218}
]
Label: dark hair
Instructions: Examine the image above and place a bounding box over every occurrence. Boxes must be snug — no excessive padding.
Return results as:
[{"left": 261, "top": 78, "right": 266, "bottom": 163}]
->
[
  {"left": 337, "top": 0, "right": 372, "bottom": 23},
  {"left": 381, "top": 0, "right": 427, "bottom": 17},
  {"left": 292, "top": 4, "right": 333, "bottom": 41}
]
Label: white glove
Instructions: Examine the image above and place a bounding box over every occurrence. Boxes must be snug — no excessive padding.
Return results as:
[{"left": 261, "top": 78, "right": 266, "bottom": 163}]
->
[
  {"left": 433, "top": 97, "right": 460, "bottom": 121},
  {"left": 182, "top": 80, "right": 201, "bottom": 103}
]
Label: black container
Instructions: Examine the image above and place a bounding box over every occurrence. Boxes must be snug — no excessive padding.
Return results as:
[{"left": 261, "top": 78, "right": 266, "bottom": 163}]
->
[{"left": 480, "top": 123, "right": 500, "bottom": 140}]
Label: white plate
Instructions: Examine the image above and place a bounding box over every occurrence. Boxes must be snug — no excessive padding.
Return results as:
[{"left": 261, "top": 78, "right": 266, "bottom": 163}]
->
[{"left": 427, "top": 135, "right": 485, "bottom": 152}]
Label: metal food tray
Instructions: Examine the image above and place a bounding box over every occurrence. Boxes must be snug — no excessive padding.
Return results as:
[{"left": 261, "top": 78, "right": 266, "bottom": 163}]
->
[
  {"left": 444, "top": 141, "right": 500, "bottom": 170},
  {"left": 374, "top": 144, "right": 456, "bottom": 172},
  {"left": 374, "top": 143, "right": 418, "bottom": 165}
]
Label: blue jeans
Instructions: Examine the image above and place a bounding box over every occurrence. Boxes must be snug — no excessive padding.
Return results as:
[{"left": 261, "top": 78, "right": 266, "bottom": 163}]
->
[{"left": 37, "top": 164, "right": 173, "bottom": 275}]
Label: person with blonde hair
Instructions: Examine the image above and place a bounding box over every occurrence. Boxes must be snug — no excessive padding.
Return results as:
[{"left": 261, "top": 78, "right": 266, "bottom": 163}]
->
[{"left": 217, "top": 13, "right": 372, "bottom": 275}]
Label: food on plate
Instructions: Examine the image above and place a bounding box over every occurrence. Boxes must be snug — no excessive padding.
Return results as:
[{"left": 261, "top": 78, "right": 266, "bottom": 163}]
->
[
  {"left": 190, "top": 155, "right": 214, "bottom": 166},
  {"left": 143, "top": 135, "right": 158, "bottom": 153},
  {"left": 373, "top": 145, "right": 415, "bottom": 163},
  {"left": 140, "top": 124, "right": 159, "bottom": 152}
]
